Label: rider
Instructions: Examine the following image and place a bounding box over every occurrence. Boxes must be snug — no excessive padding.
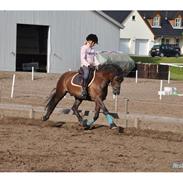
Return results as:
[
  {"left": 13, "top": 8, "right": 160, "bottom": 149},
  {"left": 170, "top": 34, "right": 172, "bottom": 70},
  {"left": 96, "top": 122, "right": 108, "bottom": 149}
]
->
[{"left": 80, "top": 34, "right": 100, "bottom": 98}]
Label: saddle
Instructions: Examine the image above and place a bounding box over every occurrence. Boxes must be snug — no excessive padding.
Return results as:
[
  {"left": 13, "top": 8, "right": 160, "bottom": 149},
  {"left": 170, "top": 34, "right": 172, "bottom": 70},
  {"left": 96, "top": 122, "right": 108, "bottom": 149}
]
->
[{"left": 71, "top": 68, "right": 96, "bottom": 87}]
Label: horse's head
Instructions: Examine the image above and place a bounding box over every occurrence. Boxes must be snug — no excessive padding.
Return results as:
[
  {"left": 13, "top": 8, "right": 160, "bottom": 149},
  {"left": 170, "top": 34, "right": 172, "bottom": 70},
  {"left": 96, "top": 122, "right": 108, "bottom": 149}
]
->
[
  {"left": 98, "top": 63, "right": 124, "bottom": 95},
  {"left": 111, "top": 73, "right": 124, "bottom": 95}
]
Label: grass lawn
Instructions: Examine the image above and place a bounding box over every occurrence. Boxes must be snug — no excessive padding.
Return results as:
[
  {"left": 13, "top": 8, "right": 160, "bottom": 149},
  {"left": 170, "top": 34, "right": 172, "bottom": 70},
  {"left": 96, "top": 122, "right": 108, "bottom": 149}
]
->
[
  {"left": 131, "top": 56, "right": 183, "bottom": 80},
  {"left": 131, "top": 56, "right": 183, "bottom": 64},
  {"left": 170, "top": 66, "right": 183, "bottom": 80}
]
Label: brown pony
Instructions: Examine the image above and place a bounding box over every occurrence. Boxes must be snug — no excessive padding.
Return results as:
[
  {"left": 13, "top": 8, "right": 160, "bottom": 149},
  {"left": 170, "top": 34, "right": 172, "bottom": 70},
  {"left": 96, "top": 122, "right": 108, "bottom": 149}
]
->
[{"left": 42, "top": 64, "right": 124, "bottom": 129}]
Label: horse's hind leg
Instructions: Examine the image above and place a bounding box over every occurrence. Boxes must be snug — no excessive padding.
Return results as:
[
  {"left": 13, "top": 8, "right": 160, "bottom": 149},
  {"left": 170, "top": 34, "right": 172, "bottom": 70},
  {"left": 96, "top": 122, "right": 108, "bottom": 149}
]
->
[
  {"left": 42, "top": 90, "right": 66, "bottom": 121},
  {"left": 71, "top": 98, "right": 87, "bottom": 126}
]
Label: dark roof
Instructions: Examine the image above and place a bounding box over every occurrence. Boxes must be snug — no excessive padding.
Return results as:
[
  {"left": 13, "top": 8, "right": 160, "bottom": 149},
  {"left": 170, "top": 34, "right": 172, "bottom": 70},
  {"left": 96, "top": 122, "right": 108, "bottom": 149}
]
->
[
  {"left": 139, "top": 11, "right": 183, "bottom": 20},
  {"left": 102, "top": 11, "right": 131, "bottom": 24},
  {"left": 152, "top": 18, "right": 183, "bottom": 37},
  {"left": 139, "top": 11, "right": 183, "bottom": 37},
  {"left": 103, "top": 10, "right": 183, "bottom": 37}
]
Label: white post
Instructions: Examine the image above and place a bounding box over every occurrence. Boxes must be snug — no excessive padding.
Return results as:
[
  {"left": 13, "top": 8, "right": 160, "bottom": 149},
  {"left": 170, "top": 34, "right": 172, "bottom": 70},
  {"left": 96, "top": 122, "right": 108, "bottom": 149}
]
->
[
  {"left": 11, "top": 74, "right": 16, "bottom": 98},
  {"left": 124, "top": 98, "right": 129, "bottom": 128},
  {"left": 168, "top": 70, "right": 170, "bottom": 84},
  {"left": 135, "top": 70, "right": 138, "bottom": 84},
  {"left": 32, "top": 67, "right": 34, "bottom": 81},
  {"left": 114, "top": 95, "right": 118, "bottom": 113},
  {"left": 112, "top": 94, "right": 115, "bottom": 100},
  {"left": 159, "top": 80, "right": 163, "bottom": 100}
]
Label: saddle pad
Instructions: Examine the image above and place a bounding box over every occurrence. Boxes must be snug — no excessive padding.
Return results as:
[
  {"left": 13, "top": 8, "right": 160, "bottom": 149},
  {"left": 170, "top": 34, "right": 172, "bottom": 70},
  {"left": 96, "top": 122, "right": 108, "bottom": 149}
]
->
[{"left": 71, "top": 70, "right": 96, "bottom": 87}]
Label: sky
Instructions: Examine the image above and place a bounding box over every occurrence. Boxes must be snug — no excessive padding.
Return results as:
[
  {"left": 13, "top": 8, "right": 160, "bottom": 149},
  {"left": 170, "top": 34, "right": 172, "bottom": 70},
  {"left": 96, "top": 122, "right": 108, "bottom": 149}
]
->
[{"left": 1, "top": 0, "right": 183, "bottom": 10}]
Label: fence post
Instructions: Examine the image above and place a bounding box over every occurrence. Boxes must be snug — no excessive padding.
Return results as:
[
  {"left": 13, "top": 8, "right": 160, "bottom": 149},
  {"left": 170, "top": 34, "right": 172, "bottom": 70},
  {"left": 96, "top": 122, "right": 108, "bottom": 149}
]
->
[
  {"left": 114, "top": 95, "right": 118, "bottom": 113},
  {"left": 168, "top": 68, "right": 171, "bottom": 84},
  {"left": 159, "top": 80, "right": 163, "bottom": 100},
  {"left": 124, "top": 98, "right": 129, "bottom": 128},
  {"left": 135, "top": 70, "right": 138, "bottom": 84},
  {"left": 32, "top": 67, "right": 34, "bottom": 81}
]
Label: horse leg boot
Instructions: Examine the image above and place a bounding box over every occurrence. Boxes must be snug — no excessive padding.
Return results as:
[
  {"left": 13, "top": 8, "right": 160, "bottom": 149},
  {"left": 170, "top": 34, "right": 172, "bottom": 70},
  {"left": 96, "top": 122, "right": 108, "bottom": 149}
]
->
[
  {"left": 42, "top": 91, "right": 65, "bottom": 121},
  {"left": 96, "top": 97, "right": 117, "bottom": 129}
]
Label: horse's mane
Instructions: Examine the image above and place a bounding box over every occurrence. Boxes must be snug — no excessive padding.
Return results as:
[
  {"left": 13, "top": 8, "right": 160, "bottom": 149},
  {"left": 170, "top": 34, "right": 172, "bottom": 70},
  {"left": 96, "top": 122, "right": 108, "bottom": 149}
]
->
[{"left": 98, "top": 63, "right": 123, "bottom": 74}]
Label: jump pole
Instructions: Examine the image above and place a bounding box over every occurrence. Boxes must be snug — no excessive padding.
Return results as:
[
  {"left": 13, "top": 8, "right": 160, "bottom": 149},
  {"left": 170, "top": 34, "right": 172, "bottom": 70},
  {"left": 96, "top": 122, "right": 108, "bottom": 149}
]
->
[
  {"left": 32, "top": 67, "right": 34, "bottom": 81},
  {"left": 11, "top": 74, "right": 16, "bottom": 98}
]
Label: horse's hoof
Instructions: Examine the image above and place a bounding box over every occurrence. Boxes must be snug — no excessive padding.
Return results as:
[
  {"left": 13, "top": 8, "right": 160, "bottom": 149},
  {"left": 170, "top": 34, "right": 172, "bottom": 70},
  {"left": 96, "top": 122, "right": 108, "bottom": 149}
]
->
[
  {"left": 109, "top": 123, "right": 117, "bottom": 129},
  {"left": 84, "top": 125, "right": 91, "bottom": 130},
  {"left": 42, "top": 116, "right": 48, "bottom": 121},
  {"left": 82, "top": 119, "right": 91, "bottom": 130}
]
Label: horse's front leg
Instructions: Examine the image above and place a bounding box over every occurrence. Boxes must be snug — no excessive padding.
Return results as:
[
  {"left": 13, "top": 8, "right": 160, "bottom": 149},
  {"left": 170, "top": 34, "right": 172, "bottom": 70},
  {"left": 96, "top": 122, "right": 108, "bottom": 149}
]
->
[
  {"left": 71, "top": 98, "right": 88, "bottom": 127},
  {"left": 96, "top": 97, "right": 117, "bottom": 129}
]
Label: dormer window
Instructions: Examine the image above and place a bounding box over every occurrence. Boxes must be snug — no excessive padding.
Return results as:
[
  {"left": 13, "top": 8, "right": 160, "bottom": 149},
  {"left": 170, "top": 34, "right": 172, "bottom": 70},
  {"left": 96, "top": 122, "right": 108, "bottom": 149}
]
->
[
  {"left": 152, "top": 16, "right": 160, "bottom": 27},
  {"left": 175, "top": 18, "right": 182, "bottom": 28}
]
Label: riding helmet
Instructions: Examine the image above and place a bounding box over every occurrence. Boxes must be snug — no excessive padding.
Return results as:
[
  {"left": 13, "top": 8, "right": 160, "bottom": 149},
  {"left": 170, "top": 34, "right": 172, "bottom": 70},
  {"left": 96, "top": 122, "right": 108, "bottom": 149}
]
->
[{"left": 86, "top": 34, "right": 98, "bottom": 44}]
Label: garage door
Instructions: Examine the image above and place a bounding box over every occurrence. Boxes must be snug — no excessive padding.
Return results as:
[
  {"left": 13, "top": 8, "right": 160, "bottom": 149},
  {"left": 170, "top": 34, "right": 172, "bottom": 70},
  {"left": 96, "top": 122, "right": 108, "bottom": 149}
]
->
[
  {"left": 135, "top": 39, "right": 148, "bottom": 56},
  {"left": 119, "top": 39, "right": 130, "bottom": 54}
]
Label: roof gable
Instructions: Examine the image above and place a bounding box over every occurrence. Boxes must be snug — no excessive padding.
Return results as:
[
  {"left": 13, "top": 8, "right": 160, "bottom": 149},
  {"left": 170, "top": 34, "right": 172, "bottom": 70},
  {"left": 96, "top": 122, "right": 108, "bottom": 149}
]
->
[
  {"left": 102, "top": 11, "right": 131, "bottom": 24},
  {"left": 96, "top": 11, "right": 124, "bottom": 29}
]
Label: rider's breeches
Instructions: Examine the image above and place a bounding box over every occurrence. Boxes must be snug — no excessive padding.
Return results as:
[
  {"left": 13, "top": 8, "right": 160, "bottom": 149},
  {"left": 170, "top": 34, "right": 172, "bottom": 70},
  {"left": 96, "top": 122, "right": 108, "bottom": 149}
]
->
[{"left": 82, "top": 66, "right": 89, "bottom": 79}]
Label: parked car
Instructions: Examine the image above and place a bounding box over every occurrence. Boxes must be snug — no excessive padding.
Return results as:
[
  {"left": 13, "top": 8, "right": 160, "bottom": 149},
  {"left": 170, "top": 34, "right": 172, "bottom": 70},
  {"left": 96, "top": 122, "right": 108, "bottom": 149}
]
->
[{"left": 150, "top": 44, "right": 180, "bottom": 57}]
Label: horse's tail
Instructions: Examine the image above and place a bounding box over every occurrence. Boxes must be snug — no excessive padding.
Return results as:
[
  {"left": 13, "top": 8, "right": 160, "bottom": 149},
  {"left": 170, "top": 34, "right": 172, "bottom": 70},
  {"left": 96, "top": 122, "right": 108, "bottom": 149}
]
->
[
  {"left": 45, "top": 88, "right": 56, "bottom": 110},
  {"left": 42, "top": 88, "right": 65, "bottom": 121}
]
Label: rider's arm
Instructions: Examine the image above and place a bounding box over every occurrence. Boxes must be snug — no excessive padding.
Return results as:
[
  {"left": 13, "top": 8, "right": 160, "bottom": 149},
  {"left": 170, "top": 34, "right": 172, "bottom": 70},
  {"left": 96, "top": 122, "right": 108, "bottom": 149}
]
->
[{"left": 80, "top": 46, "right": 90, "bottom": 67}]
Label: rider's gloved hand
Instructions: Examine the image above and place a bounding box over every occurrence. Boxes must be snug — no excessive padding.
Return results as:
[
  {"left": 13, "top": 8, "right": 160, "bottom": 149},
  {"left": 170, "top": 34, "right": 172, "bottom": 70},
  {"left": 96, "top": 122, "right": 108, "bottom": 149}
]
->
[{"left": 96, "top": 64, "right": 101, "bottom": 70}]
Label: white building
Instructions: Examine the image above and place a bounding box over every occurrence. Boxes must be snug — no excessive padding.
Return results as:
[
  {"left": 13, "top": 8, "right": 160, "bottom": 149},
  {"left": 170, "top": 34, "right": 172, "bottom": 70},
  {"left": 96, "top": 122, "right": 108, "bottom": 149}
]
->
[
  {"left": 104, "top": 10, "right": 183, "bottom": 56},
  {"left": 119, "top": 11, "right": 154, "bottom": 56},
  {"left": 0, "top": 11, "right": 123, "bottom": 73}
]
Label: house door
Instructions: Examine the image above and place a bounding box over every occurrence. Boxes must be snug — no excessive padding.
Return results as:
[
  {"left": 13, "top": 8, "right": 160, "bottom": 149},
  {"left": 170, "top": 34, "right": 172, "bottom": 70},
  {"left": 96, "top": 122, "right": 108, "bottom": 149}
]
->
[
  {"left": 119, "top": 39, "right": 130, "bottom": 53},
  {"left": 16, "top": 24, "right": 49, "bottom": 72},
  {"left": 135, "top": 39, "right": 148, "bottom": 56}
]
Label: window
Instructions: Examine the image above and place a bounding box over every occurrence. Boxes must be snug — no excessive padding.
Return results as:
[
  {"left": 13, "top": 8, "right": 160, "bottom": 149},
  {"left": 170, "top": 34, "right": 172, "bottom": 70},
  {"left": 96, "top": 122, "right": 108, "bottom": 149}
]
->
[
  {"left": 132, "top": 15, "right": 135, "bottom": 21},
  {"left": 176, "top": 38, "right": 179, "bottom": 45},
  {"left": 161, "top": 38, "right": 165, "bottom": 44},
  {"left": 175, "top": 18, "right": 182, "bottom": 28},
  {"left": 152, "top": 16, "right": 160, "bottom": 27},
  {"left": 165, "top": 39, "right": 169, "bottom": 44}
]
